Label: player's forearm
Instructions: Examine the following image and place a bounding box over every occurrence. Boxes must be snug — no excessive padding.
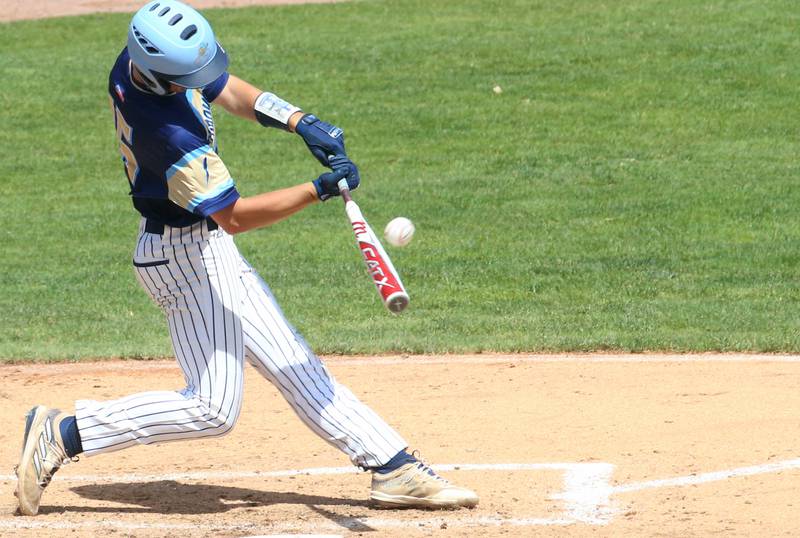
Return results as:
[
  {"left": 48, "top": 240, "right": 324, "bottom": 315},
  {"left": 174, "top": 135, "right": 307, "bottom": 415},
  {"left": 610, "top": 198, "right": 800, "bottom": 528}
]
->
[
  {"left": 211, "top": 182, "right": 318, "bottom": 235},
  {"left": 215, "top": 75, "right": 303, "bottom": 130}
]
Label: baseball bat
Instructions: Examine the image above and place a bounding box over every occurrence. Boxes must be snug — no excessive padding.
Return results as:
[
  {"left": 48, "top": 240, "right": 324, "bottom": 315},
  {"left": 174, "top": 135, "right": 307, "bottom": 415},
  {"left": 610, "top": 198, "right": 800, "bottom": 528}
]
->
[{"left": 337, "top": 178, "right": 410, "bottom": 314}]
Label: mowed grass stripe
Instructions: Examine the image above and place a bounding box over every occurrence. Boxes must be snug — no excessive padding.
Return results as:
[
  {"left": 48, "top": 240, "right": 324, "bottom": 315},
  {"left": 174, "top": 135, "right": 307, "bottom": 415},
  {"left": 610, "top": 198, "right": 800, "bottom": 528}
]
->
[{"left": 1, "top": 0, "right": 799, "bottom": 360}]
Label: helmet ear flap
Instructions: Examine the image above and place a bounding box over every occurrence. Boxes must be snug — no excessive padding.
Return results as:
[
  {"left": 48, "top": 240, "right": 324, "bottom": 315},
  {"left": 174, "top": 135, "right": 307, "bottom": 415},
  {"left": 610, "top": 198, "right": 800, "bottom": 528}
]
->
[{"left": 132, "top": 63, "right": 170, "bottom": 96}]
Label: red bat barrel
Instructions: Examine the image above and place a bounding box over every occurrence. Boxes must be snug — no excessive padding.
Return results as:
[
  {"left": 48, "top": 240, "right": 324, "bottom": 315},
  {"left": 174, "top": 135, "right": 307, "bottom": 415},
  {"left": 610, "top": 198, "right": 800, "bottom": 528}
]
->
[{"left": 338, "top": 181, "right": 409, "bottom": 313}]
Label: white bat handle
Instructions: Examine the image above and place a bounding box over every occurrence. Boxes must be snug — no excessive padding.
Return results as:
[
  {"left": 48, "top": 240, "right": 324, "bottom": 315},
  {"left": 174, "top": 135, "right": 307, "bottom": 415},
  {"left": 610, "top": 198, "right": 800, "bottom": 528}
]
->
[{"left": 337, "top": 178, "right": 353, "bottom": 202}]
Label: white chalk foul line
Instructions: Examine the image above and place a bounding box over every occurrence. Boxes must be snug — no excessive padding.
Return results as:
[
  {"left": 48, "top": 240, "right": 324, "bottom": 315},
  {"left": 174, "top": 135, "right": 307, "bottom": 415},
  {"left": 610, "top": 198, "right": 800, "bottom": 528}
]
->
[
  {"left": 0, "top": 465, "right": 358, "bottom": 484},
  {"left": 0, "top": 462, "right": 608, "bottom": 485},
  {"left": 611, "top": 457, "right": 800, "bottom": 494}
]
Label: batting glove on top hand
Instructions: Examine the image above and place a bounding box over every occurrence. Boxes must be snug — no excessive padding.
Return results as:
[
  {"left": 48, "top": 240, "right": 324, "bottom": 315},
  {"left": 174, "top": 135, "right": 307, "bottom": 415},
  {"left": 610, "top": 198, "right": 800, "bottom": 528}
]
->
[
  {"left": 313, "top": 157, "right": 360, "bottom": 201},
  {"left": 328, "top": 154, "right": 360, "bottom": 186},
  {"left": 295, "top": 114, "right": 346, "bottom": 168}
]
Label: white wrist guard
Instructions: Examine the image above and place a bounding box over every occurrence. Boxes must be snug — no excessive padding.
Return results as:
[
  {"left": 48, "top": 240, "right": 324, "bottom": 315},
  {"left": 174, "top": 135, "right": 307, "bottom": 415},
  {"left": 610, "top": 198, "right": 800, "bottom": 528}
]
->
[{"left": 254, "top": 92, "right": 301, "bottom": 131}]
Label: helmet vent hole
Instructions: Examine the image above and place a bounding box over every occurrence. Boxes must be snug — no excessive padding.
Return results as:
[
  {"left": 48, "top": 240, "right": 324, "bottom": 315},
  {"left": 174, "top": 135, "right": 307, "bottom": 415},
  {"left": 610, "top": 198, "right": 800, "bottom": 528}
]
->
[
  {"left": 158, "top": 6, "right": 170, "bottom": 16},
  {"left": 168, "top": 14, "right": 183, "bottom": 26},
  {"left": 149, "top": 2, "right": 160, "bottom": 11},
  {"left": 180, "top": 25, "right": 197, "bottom": 40},
  {"left": 144, "top": 46, "right": 161, "bottom": 54}
]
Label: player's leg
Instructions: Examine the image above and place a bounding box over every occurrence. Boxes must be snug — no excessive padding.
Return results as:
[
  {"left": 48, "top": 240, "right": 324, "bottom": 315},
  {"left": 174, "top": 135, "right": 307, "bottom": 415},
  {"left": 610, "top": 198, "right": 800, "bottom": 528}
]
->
[
  {"left": 15, "top": 221, "right": 245, "bottom": 515},
  {"left": 234, "top": 255, "right": 405, "bottom": 469},
  {"left": 233, "top": 253, "right": 478, "bottom": 508},
  {"left": 76, "top": 223, "right": 245, "bottom": 453}
]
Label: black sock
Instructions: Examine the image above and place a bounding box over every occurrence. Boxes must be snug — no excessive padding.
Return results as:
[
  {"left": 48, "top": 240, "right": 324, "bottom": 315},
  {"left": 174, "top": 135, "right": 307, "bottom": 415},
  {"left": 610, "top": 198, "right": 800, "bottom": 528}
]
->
[
  {"left": 373, "top": 449, "right": 417, "bottom": 474},
  {"left": 59, "top": 416, "right": 83, "bottom": 458}
]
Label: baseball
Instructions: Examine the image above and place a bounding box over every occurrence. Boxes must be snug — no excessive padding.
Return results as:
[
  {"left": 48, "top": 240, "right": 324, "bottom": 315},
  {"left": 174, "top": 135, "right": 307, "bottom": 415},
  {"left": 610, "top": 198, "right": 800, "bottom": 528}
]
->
[{"left": 384, "top": 217, "right": 415, "bottom": 247}]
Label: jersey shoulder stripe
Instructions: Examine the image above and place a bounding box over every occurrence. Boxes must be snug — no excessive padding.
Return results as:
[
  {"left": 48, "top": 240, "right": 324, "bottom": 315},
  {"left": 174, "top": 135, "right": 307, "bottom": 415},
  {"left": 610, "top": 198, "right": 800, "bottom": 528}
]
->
[
  {"left": 166, "top": 146, "right": 237, "bottom": 217},
  {"left": 166, "top": 145, "right": 215, "bottom": 181}
]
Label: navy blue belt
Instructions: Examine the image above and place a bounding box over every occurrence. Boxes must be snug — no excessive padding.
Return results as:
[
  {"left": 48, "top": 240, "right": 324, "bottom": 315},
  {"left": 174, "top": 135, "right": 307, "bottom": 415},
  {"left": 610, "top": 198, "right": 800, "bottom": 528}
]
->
[{"left": 144, "top": 218, "right": 218, "bottom": 235}]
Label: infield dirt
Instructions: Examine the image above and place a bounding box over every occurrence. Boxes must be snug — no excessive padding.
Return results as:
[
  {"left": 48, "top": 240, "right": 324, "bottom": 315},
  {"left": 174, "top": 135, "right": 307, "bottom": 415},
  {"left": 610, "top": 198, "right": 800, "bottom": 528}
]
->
[
  {"left": 1, "top": 0, "right": 339, "bottom": 22},
  {"left": 2, "top": 354, "right": 799, "bottom": 537}
]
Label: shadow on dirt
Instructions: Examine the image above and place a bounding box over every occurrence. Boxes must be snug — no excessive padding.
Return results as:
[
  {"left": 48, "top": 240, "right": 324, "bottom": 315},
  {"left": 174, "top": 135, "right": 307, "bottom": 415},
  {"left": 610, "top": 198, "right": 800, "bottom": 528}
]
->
[
  {"left": 64, "top": 480, "right": 372, "bottom": 514},
  {"left": 53, "top": 480, "right": 380, "bottom": 531}
]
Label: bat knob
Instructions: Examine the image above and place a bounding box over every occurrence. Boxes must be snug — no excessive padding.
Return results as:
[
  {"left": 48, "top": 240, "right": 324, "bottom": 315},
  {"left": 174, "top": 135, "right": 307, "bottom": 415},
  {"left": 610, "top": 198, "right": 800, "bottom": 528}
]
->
[{"left": 385, "top": 292, "right": 410, "bottom": 314}]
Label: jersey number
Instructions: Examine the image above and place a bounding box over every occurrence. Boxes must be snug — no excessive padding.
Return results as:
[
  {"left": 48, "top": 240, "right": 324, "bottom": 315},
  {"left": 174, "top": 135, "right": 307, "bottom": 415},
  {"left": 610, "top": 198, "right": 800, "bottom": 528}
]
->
[{"left": 113, "top": 104, "right": 138, "bottom": 184}]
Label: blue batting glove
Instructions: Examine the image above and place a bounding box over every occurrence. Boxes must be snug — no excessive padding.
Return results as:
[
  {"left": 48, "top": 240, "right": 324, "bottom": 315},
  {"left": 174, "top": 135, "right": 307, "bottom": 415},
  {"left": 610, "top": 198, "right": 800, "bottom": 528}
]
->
[
  {"left": 312, "top": 158, "right": 360, "bottom": 201},
  {"left": 329, "top": 154, "right": 360, "bottom": 188},
  {"left": 295, "top": 114, "right": 346, "bottom": 167}
]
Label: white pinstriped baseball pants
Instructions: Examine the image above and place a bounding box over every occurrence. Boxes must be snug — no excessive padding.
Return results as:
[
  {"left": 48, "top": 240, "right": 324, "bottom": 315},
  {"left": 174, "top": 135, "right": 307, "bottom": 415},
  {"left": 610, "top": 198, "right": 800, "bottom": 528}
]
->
[{"left": 74, "top": 219, "right": 407, "bottom": 469}]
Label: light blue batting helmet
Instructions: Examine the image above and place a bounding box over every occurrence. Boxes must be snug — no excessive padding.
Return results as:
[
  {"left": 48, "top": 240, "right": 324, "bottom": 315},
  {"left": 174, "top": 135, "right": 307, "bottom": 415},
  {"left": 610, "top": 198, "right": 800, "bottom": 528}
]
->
[{"left": 127, "top": 0, "right": 228, "bottom": 92}]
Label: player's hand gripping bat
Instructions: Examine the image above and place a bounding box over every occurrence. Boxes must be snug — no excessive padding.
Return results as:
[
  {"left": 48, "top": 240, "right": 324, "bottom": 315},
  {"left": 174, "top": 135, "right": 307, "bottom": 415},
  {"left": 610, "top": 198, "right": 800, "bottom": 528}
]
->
[{"left": 337, "top": 178, "right": 409, "bottom": 313}]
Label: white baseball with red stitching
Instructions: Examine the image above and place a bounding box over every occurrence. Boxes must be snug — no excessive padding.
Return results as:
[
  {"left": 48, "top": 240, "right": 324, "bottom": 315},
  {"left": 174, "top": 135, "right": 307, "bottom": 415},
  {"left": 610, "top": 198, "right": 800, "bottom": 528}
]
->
[{"left": 384, "top": 217, "right": 415, "bottom": 247}]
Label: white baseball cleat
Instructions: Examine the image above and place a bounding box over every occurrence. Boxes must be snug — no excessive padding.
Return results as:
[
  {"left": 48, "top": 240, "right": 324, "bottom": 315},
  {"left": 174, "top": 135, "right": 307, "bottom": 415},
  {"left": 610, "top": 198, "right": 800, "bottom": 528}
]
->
[
  {"left": 14, "top": 406, "right": 72, "bottom": 516},
  {"left": 370, "top": 459, "right": 479, "bottom": 509}
]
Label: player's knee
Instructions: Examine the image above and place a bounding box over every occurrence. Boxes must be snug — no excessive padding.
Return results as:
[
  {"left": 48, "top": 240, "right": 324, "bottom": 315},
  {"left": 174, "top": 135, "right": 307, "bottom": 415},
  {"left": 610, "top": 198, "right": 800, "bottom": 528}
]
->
[
  {"left": 215, "top": 401, "right": 242, "bottom": 435},
  {"left": 198, "top": 397, "right": 242, "bottom": 437}
]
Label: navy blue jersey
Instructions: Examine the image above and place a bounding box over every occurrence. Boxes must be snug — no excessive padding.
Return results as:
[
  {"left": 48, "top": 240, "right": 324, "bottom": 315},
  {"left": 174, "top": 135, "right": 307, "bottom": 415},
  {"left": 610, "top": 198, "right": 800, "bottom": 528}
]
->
[{"left": 109, "top": 48, "right": 239, "bottom": 227}]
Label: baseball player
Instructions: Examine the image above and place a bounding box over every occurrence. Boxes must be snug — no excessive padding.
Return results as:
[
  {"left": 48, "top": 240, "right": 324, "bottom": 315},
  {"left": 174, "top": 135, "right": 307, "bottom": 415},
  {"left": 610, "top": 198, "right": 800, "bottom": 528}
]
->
[{"left": 14, "top": 0, "right": 478, "bottom": 516}]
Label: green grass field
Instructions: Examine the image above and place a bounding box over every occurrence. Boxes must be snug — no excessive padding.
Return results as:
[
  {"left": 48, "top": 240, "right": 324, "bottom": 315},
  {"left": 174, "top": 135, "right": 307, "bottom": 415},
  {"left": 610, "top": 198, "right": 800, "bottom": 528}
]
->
[{"left": 1, "top": 0, "right": 799, "bottom": 361}]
